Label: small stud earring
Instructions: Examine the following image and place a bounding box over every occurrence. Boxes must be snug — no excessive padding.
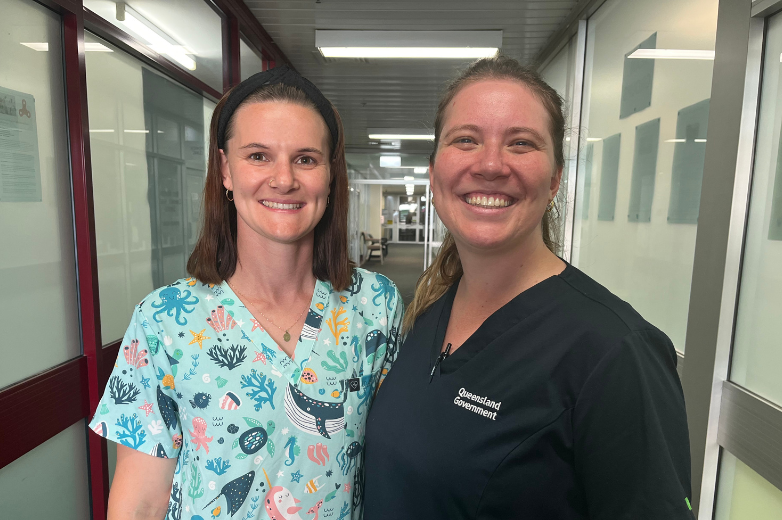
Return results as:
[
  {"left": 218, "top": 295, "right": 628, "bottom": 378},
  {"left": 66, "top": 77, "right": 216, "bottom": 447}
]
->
[{"left": 226, "top": 189, "right": 233, "bottom": 202}]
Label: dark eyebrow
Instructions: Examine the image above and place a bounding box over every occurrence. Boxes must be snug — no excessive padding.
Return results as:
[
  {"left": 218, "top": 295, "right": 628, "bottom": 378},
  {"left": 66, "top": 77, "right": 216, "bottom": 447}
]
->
[
  {"left": 297, "top": 147, "right": 324, "bottom": 156},
  {"left": 443, "top": 124, "right": 481, "bottom": 140},
  {"left": 238, "top": 142, "right": 269, "bottom": 150},
  {"left": 508, "top": 127, "right": 547, "bottom": 143}
]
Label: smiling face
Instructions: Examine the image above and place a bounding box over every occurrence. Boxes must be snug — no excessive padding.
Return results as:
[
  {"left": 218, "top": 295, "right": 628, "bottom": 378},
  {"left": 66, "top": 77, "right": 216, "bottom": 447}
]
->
[
  {"left": 220, "top": 101, "right": 331, "bottom": 248},
  {"left": 430, "top": 79, "right": 562, "bottom": 255}
]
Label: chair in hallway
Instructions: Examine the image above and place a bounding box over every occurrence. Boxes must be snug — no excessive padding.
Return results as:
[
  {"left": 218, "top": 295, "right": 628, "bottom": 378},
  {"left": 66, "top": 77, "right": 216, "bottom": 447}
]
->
[{"left": 361, "top": 232, "right": 385, "bottom": 265}]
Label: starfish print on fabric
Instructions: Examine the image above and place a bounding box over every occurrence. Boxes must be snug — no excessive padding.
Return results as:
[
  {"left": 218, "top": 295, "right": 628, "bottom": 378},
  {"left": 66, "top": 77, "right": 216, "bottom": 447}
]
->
[
  {"left": 344, "top": 483, "right": 351, "bottom": 493},
  {"left": 205, "top": 294, "right": 214, "bottom": 301},
  {"left": 236, "top": 319, "right": 244, "bottom": 327},
  {"left": 323, "top": 338, "right": 331, "bottom": 346},
  {"left": 277, "top": 470, "right": 285, "bottom": 478},
  {"left": 281, "top": 428, "right": 289, "bottom": 435},
  {"left": 140, "top": 376, "right": 151, "bottom": 389},
  {"left": 189, "top": 329, "right": 210, "bottom": 349},
  {"left": 253, "top": 351, "right": 267, "bottom": 364},
  {"left": 251, "top": 318, "right": 263, "bottom": 332},
  {"left": 326, "top": 470, "right": 333, "bottom": 477},
  {"left": 178, "top": 331, "right": 185, "bottom": 338},
  {"left": 291, "top": 470, "right": 303, "bottom": 483},
  {"left": 138, "top": 400, "right": 154, "bottom": 417}
]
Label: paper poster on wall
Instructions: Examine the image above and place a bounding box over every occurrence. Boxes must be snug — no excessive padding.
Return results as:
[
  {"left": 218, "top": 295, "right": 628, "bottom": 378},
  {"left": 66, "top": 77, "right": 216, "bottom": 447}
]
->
[{"left": 0, "top": 86, "right": 42, "bottom": 202}]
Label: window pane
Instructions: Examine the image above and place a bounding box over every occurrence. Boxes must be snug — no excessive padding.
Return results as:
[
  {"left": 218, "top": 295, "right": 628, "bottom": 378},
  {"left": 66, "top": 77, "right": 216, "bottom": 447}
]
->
[
  {"left": 85, "top": 33, "right": 210, "bottom": 345},
  {"left": 241, "top": 37, "right": 264, "bottom": 81},
  {"left": 730, "top": 11, "right": 782, "bottom": 405},
  {"left": 0, "top": 0, "right": 80, "bottom": 388},
  {"left": 540, "top": 35, "right": 579, "bottom": 250},
  {"left": 0, "top": 422, "right": 90, "bottom": 519},
  {"left": 715, "top": 451, "right": 782, "bottom": 520},
  {"left": 571, "top": 0, "right": 718, "bottom": 352},
  {"left": 84, "top": 0, "right": 224, "bottom": 91}
]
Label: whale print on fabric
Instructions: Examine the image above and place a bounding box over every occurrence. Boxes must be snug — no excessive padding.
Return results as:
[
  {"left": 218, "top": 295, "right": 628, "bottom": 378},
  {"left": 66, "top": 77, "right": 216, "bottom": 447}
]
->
[
  {"left": 89, "top": 270, "right": 403, "bottom": 520},
  {"left": 284, "top": 384, "right": 345, "bottom": 439}
]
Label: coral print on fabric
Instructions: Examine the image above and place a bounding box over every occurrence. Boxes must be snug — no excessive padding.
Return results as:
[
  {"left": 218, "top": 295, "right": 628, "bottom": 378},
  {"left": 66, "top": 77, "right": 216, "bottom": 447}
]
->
[{"left": 89, "top": 268, "right": 403, "bottom": 520}]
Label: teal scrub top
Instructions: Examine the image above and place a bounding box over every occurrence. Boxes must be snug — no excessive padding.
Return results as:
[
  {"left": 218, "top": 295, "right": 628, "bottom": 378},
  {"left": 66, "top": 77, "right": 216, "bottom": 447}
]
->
[{"left": 90, "top": 268, "right": 402, "bottom": 520}]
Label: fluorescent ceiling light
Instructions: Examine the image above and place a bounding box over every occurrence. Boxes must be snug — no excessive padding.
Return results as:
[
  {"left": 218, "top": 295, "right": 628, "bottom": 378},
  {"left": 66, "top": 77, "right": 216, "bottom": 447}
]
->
[
  {"left": 586, "top": 137, "right": 602, "bottom": 142},
  {"left": 116, "top": 2, "right": 196, "bottom": 70},
  {"left": 124, "top": 129, "right": 149, "bottom": 134},
  {"left": 369, "top": 128, "right": 434, "bottom": 141},
  {"left": 379, "top": 156, "right": 402, "bottom": 168},
  {"left": 22, "top": 42, "right": 113, "bottom": 52},
  {"left": 628, "top": 49, "right": 715, "bottom": 60},
  {"left": 317, "top": 30, "right": 501, "bottom": 59},
  {"left": 370, "top": 134, "right": 435, "bottom": 140},
  {"left": 414, "top": 167, "right": 428, "bottom": 174},
  {"left": 321, "top": 48, "right": 498, "bottom": 59},
  {"left": 20, "top": 42, "right": 49, "bottom": 51},
  {"left": 403, "top": 176, "right": 414, "bottom": 181},
  {"left": 89, "top": 129, "right": 115, "bottom": 133},
  {"left": 85, "top": 42, "right": 113, "bottom": 52},
  {"left": 665, "top": 138, "right": 707, "bottom": 143}
]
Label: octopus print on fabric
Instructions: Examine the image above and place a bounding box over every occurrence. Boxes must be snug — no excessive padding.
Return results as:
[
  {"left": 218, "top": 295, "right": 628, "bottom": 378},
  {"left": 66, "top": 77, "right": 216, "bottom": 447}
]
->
[{"left": 89, "top": 268, "right": 402, "bottom": 520}]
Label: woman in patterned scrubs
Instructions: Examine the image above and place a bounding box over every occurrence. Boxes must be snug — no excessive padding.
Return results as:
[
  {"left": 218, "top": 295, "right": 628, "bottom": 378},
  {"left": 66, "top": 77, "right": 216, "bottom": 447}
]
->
[{"left": 90, "top": 66, "right": 403, "bottom": 520}]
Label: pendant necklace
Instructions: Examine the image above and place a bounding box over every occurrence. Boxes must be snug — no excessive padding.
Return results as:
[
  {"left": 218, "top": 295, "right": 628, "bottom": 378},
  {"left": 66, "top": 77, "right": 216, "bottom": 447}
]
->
[{"left": 229, "top": 283, "right": 309, "bottom": 342}]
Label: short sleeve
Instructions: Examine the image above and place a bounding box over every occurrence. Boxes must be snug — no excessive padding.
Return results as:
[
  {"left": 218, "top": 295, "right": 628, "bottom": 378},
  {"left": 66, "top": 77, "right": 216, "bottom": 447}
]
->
[
  {"left": 89, "top": 306, "right": 183, "bottom": 459},
  {"left": 573, "top": 329, "right": 694, "bottom": 520}
]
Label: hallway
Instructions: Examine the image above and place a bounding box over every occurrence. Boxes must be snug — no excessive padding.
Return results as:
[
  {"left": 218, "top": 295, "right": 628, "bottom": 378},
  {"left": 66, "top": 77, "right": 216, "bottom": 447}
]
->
[{"left": 362, "top": 243, "right": 424, "bottom": 307}]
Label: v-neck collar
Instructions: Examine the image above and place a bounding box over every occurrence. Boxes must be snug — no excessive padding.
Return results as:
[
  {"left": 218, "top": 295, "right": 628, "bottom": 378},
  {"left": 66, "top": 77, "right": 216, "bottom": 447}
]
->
[
  {"left": 431, "top": 263, "right": 573, "bottom": 377},
  {"left": 215, "top": 280, "right": 329, "bottom": 386}
]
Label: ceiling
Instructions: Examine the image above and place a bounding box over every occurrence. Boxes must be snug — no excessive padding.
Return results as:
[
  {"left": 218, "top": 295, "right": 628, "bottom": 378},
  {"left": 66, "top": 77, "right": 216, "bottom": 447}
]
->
[{"left": 244, "top": 0, "right": 580, "bottom": 178}]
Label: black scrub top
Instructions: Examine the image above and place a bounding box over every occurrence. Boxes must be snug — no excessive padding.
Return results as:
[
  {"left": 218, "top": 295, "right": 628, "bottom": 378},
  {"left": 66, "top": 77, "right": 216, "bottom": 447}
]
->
[{"left": 363, "top": 264, "right": 693, "bottom": 520}]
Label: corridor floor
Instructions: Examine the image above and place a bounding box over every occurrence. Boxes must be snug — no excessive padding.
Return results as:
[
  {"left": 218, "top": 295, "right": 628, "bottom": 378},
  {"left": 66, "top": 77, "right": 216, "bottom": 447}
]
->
[{"left": 362, "top": 243, "right": 425, "bottom": 308}]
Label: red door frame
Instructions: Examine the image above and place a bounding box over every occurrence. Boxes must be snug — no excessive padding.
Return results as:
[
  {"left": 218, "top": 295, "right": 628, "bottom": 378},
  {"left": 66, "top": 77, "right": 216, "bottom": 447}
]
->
[{"left": 0, "top": 1, "right": 290, "bottom": 518}]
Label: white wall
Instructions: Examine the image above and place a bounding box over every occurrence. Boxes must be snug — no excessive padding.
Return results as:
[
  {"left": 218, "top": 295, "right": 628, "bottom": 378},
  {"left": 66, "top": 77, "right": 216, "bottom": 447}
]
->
[
  {"left": 369, "top": 184, "right": 383, "bottom": 237},
  {"left": 572, "top": 0, "right": 718, "bottom": 352}
]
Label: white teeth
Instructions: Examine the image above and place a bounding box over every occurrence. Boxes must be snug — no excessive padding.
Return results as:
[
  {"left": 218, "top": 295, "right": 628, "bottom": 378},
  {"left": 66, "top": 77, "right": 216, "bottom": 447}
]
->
[
  {"left": 465, "top": 195, "right": 510, "bottom": 208},
  {"left": 262, "top": 201, "right": 302, "bottom": 210}
]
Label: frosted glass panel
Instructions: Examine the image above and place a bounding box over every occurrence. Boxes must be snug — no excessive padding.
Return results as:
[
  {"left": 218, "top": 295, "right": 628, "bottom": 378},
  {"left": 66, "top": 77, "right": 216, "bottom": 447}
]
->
[
  {"left": 572, "top": 0, "right": 718, "bottom": 353},
  {"left": 628, "top": 118, "right": 660, "bottom": 223},
  {"left": 731, "top": 11, "right": 782, "bottom": 405},
  {"left": 241, "top": 37, "right": 265, "bottom": 80},
  {"left": 0, "top": 422, "right": 90, "bottom": 519},
  {"left": 0, "top": 0, "right": 80, "bottom": 388},
  {"left": 715, "top": 451, "right": 782, "bottom": 520},
  {"left": 86, "top": 33, "right": 209, "bottom": 345}
]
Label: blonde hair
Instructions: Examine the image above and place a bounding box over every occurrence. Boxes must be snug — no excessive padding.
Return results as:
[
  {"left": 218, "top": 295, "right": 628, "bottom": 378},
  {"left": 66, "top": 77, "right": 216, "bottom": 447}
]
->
[{"left": 403, "top": 55, "right": 564, "bottom": 333}]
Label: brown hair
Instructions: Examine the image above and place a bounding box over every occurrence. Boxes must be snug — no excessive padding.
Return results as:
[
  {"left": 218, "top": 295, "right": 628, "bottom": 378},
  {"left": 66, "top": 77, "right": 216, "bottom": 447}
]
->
[
  {"left": 187, "top": 84, "right": 353, "bottom": 291},
  {"left": 404, "top": 55, "right": 565, "bottom": 332}
]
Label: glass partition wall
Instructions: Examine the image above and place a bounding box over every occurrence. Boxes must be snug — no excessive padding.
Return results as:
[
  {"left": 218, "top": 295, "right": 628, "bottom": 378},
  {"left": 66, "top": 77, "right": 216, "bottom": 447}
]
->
[
  {"left": 544, "top": 0, "right": 782, "bottom": 517},
  {"left": 572, "top": 0, "right": 719, "bottom": 354}
]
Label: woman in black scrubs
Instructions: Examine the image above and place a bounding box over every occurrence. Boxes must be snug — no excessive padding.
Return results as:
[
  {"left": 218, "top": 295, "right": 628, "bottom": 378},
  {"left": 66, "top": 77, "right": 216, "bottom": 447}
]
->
[{"left": 362, "top": 56, "right": 694, "bottom": 520}]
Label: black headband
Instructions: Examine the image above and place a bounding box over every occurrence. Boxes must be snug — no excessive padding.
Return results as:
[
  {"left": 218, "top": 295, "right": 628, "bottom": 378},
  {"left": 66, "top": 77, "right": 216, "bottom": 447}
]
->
[{"left": 217, "top": 65, "right": 339, "bottom": 158}]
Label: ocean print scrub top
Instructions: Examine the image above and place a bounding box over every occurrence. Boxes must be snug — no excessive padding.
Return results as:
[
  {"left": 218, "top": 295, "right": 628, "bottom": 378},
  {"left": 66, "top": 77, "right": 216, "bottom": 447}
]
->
[{"left": 89, "top": 268, "right": 402, "bottom": 520}]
